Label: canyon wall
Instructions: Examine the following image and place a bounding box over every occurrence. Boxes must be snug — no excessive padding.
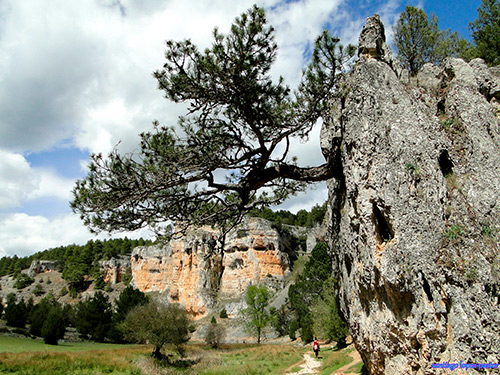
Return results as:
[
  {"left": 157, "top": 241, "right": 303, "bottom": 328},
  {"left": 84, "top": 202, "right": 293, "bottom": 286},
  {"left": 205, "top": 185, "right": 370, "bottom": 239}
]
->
[
  {"left": 323, "top": 15, "right": 500, "bottom": 374},
  {"left": 130, "top": 216, "right": 295, "bottom": 318}
]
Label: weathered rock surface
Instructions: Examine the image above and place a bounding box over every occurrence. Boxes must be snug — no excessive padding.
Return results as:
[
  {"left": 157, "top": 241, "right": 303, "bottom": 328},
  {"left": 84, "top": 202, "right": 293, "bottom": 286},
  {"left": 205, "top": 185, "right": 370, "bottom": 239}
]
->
[
  {"left": 27, "top": 260, "right": 58, "bottom": 277},
  {"left": 99, "top": 256, "right": 130, "bottom": 284},
  {"left": 131, "top": 216, "right": 296, "bottom": 318},
  {"left": 324, "top": 14, "right": 500, "bottom": 375}
]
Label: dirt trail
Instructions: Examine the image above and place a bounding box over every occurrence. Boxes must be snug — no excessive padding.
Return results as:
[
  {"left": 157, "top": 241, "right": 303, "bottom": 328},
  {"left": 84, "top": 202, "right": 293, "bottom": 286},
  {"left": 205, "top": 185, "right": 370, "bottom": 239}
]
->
[
  {"left": 330, "top": 349, "right": 362, "bottom": 375},
  {"left": 285, "top": 353, "right": 322, "bottom": 375}
]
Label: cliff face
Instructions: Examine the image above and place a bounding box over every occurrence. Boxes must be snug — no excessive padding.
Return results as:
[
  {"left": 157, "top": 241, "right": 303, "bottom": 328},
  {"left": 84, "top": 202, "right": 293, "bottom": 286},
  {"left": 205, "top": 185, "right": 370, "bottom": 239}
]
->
[
  {"left": 99, "top": 256, "right": 130, "bottom": 284},
  {"left": 324, "top": 15, "right": 500, "bottom": 375},
  {"left": 130, "top": 217, "right": 292, "bottom": 318}
]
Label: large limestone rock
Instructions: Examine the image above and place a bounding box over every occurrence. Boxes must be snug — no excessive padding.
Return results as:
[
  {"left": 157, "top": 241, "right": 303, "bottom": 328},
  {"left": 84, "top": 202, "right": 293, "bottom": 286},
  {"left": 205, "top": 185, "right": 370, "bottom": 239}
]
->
[
  {"left": 131, "top": 216, "right": 293, "bottom": 318},
  {"left": 99, "top": 256, "right": 130, "bottom": 284},
  {"left": 27, "top": 260, "right": 58, "bottom": 277},
  {"left": 324, "top": 14, "right": 500, "bottom": 375}
]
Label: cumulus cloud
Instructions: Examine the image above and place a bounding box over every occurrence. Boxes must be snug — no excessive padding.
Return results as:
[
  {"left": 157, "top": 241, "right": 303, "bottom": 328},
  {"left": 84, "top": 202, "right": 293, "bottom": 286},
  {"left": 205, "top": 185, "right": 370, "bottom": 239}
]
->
[
  {"left": 27, "top": 168, "right": 75, "bottom": 202},
  {"left": 0, "top": 213, "right": 155, "bottom": 258},
  {"left": 0, "top": 150, "right": 39, "bottom": 209},
  {"left": 0, "top": 0, "right": 407, "bottom": 256}
]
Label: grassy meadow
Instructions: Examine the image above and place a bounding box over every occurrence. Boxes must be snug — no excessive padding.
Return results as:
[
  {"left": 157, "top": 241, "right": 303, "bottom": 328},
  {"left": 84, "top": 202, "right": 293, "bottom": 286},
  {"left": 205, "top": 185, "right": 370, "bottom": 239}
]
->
[{"left": 0, "top": 337, "right": 364, "bottom": 375}]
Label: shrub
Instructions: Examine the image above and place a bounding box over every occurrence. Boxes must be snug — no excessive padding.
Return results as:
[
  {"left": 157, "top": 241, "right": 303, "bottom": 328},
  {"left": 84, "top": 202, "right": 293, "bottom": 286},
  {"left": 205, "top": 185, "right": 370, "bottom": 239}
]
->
[
  {"left": 4, "top": 294, "right": 29, "bottom": 328},
  {"left": 14, "top": 273, "right": 34, "bottom": 289},
  {"left": 219, "top": 309, "right": 228, "bottom": 319},
  {"left": 33, "top": 283, "right": 45, "bottom": 296},
  {"left": 205, "top": 322, "right": 226, "bottom": 349},
  {"left": 123, "top": 301, "right": 190, "bottom": 359}
]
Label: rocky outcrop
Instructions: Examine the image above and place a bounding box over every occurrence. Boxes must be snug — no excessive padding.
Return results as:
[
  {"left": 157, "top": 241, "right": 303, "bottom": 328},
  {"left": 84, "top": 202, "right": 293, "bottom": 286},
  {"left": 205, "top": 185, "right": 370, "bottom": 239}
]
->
[
  {"left": 131, "top": 217, "right": 295, "bottom": 318},
  {"left": 27, "top": 260, "right": 58, "bottom": 277},
  {"left": 99, "top": 256, "right": 130, "bottom": 284},
  {"left": 324, "top": 14, "right": 500, "bottom": 375}
]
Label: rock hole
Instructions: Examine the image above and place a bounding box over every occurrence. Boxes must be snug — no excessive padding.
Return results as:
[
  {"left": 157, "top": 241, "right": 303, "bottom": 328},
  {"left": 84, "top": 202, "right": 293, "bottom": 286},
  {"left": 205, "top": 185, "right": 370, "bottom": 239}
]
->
[
  {"left": 372, "top": 203, "right": 394, "bottom": 243},
  {"left": 422, "top": 274, "right": 433, "bottom": 302},
  {"left": 345, "top": 255, "right": 352, "bottom": 277},
  {"left": 438, "top": 150, "right": 454, "bottom": 177},
  {"left": 436, "top": 99, "right": 446, "bottom": 116}
]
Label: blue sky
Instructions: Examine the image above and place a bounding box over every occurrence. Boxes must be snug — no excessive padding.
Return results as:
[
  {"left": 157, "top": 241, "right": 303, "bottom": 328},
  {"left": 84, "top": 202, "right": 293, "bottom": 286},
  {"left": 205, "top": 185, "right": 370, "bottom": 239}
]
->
[{"left": 0, "top": 0, "right": 482, "bottom": 257}]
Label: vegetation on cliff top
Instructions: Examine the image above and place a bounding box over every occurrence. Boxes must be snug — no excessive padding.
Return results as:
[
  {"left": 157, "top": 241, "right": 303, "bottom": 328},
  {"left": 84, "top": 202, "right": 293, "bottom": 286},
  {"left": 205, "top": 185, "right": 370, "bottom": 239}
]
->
[
  {"left": 0, "top": 237, "right": 151, "bottom": 278},
  {"left": 393, "top": 1, "right": 500, "bottom": 74}
]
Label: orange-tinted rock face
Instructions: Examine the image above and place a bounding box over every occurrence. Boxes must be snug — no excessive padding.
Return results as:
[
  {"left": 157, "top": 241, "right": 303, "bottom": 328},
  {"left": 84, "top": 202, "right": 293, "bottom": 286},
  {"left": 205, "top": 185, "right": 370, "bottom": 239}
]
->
[
  {"left": 131, "top": 217, "right": 291, "bottom": 319},
  {"left": 100, "top": 257, "right": 130, "bottom": 285}
]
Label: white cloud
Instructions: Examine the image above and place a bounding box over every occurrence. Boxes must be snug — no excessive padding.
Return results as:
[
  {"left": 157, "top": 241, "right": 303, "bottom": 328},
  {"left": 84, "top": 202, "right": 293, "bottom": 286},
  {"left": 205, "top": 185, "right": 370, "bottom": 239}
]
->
[
  {"left": 0, "top": 0, "right": 409, "bottom": 257},
  {"left": 0, "top": 150, "right": 39, "bottom": 209},
  {"left": 27, "top": 168, "right": 75, "bottom": 202},
  {"left": 0, "top": 213, "right": 155, "bottom": 258},
  {"left": 0, "top": 149, "right": 77, "bottom": 207}
]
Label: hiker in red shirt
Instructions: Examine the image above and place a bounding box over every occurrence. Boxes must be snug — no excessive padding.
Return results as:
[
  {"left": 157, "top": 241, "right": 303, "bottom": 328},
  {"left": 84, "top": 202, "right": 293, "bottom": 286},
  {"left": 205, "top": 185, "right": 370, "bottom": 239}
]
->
[{"left": 312, "top": 337, "right": 320, "bottom": 358}]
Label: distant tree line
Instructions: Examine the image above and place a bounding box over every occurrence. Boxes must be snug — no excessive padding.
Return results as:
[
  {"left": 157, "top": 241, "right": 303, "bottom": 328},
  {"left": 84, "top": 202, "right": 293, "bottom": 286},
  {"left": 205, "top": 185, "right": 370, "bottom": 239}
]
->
[
  {"left": 249, "top": 202, "right": 327, "bottom": 228},
  {"left": 0, "top": 286, "right": 150, "bottom": 345},
  {"left": 0, "top": 237, "right": 152, "bottom": 278}
]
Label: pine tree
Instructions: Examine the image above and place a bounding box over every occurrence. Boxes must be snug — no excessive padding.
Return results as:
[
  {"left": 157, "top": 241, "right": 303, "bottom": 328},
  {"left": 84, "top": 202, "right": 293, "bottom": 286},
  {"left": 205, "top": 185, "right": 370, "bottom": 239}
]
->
[{"left": 470, "top": 0, "right": 500, "bottom": 66}]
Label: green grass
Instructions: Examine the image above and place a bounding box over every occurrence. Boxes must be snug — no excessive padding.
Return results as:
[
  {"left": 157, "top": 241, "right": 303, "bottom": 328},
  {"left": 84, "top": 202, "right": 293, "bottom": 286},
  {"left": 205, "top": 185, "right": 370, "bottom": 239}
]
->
[
  {"left": 0, "top": 337, "right": 363, "bottom": 375},
  {"left": 196, "top": 344, "right": 303, "bottom": 375},
  {"left": 318, "top": 347, "right": 353, "bottom": 375},
  {"left": 0, "top": 336, "right": 139, "bottom": 353},
  {"left": 347, "top": 360, "right": 368, "bottom": 374}
]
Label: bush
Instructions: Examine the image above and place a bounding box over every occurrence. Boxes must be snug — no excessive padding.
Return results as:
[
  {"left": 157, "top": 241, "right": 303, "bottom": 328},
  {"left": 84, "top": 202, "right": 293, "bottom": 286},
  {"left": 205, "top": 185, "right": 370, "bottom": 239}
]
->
[
  {"left": 59, "top": 287, "right": 68, "bottom": 297},
  {"left": 14, "top": 273, "right": 34, "bottom": 289},
  {"left": 123, "top": 301, "right": 190, "bottom": 359},
  {"left": 74, "top": 291, "right": 112, "bottom": 342},
  {"left": 33, "top": 283, "right": 45, "bottom": 296},
  {"left": 205, "top": 322, "right": 226, "bottom": 348},
  {"left": 219, "top": 309, "right": 228, "bottom": 319}
]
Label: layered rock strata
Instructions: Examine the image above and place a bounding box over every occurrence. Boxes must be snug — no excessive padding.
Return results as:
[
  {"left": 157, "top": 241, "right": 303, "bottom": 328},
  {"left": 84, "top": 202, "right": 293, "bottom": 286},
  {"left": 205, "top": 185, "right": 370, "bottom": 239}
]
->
[
  {"left": 131, "top": 217, "right": 293, "bottom": 318},
  {"left": 324, "top": 14, "right": 500, "bottom": 375}
]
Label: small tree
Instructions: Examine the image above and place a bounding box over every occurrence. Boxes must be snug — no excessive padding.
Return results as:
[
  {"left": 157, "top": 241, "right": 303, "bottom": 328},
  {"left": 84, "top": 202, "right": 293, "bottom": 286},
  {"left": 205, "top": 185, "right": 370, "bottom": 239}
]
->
[
  {"left": 311, "top": 278, "right": 348, "bottom": 349},
  {"left": 470, "top": 0, "right": 500, "bottom": 66},
  {"left": 41, "top": 307, "right": 66, "bottom": 345},
  {"left": 242, "top": 285, "right": 271, "bottom": 344},
  {"left": 110, "top": 285, "right": 149, "bottom": 343},
  {"left": 123, "top": 301, "right": 190, "bottom": 359},
  {"left": 270, "top": 305, "right": 290, "bottom": 337},
  {"left": 205, "top": 321, "right": 226, "bottom": 349},
  {"left": 393, "top": 6, "right": 465, "bottom": 75},
  {"left": 62, "top": 264, "right": 88, "bottom": 296},
  {"left": 74, "top": 291, "right": 112, "bottom": 342}
]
